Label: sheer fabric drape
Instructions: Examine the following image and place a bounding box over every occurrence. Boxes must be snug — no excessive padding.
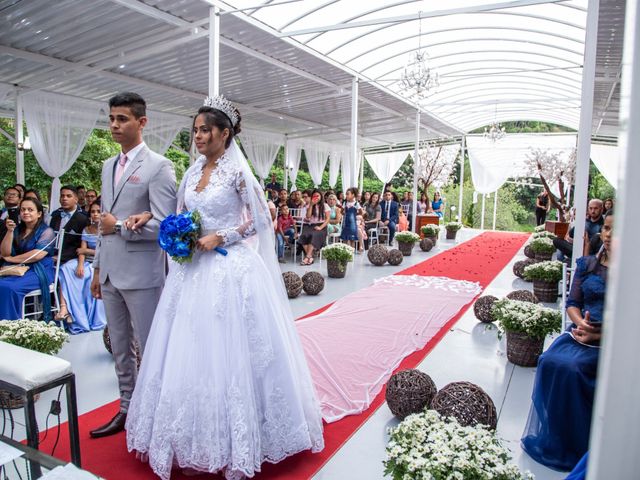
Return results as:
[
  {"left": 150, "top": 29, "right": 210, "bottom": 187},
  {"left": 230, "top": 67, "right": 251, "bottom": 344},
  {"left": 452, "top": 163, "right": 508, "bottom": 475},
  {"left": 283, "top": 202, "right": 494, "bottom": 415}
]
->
[
  {"left": 328, "top": 150, "right": 342, "bottom": 189},
  {"left": 144, "top": 110, "right": 189, "bottom": 155},
  {"left": 364, "top": 151, "right": 408, "bottom": 185},
  {"left": 590, "top": 143, "right": 619, "bottom": 189},
  {"left": 239, "top": 130, "right": 283, "bottom": 186},
  {"left": 21, "top": 91, "right": 102, "bottom": 210},
  {"left": 302, "top": 142, "right": 331, "bottom": 186}
]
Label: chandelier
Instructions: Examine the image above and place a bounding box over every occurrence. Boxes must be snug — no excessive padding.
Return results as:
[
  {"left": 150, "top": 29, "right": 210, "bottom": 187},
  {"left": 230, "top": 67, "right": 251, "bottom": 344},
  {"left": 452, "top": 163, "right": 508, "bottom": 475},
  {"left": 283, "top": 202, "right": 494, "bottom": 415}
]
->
[
  {"left": 401, "top": 49, "right": 439, "bottom": 98},
  {"left": 483, "top": 104, "right": 506, "bottom": 142}
]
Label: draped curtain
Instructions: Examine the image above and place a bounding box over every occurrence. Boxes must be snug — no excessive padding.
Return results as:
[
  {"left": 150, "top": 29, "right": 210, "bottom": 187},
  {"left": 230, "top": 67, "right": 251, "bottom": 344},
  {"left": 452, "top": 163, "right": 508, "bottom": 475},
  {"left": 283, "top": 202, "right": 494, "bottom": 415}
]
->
[
  {"left": 144, "top": 110, "right": 189, "bottom": 155},
  {"left": 364, "top": 151, "right": 408, "bottom": 185},
  {"left": 239, "top": 130, "right": 283, "bottom": 186},
  {"left": 286, "top": 140, "right": 302, "bottom": 191},
  {"left": 328, "top": 150, "right": 342, "bottom": 188},
  {"left": 303, "top": 141, "right": 331, "bottom": 186},
  {"left": 590, "top": 143, "right": 619, "bottom": 189},
  {"left": 22, "top": 91, "right": 103, "bottom": 211}
]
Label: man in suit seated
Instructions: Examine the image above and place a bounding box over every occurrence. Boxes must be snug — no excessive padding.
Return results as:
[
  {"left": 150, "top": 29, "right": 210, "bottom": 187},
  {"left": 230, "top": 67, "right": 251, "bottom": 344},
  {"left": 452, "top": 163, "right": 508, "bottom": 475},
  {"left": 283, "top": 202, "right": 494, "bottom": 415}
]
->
[
  {"left": 380, "top": 190, "right": 399, "bottom": 245},
  {"left": 49, "top": 185, "right": 89, "bottom": 264}
]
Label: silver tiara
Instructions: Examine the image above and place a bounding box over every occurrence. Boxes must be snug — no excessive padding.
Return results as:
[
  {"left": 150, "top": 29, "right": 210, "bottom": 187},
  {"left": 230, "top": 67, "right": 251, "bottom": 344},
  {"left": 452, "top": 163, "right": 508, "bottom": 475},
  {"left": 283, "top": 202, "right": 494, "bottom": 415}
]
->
[{"left": 203, "top": 95, "right": 239, "bottom": 127}]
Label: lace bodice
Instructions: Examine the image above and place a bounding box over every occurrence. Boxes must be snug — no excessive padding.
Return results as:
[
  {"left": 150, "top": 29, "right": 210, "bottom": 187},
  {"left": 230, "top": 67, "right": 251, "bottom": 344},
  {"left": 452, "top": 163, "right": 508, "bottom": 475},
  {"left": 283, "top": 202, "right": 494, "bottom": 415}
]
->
[{"left": 183, "top": 154, "right": 267, "bottom": 247}]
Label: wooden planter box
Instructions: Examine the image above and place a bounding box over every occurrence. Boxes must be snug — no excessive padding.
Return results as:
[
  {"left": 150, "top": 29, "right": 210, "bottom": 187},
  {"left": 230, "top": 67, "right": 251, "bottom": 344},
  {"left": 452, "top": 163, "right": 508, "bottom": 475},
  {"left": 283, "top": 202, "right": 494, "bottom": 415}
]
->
[
  {"left": 545, "top": 220, "right": 569, "bottom": 239},
  {"left": 415, "top": 214, "right": 440, "bottom": 238}
]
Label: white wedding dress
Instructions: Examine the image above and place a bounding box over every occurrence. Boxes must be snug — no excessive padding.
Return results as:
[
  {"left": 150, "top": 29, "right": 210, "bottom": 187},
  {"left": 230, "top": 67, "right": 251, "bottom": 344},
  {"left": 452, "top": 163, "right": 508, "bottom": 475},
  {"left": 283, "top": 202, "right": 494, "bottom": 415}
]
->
[{"left": 126, "top": 152, "right": 324, "bottom": 480}]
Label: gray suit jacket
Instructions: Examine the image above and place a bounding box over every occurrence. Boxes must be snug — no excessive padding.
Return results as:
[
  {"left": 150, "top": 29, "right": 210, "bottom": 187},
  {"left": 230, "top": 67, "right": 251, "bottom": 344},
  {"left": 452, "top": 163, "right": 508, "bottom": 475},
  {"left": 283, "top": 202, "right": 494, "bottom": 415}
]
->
[{"left": 94, "top": 144, "right": 177, "bottom": 289}]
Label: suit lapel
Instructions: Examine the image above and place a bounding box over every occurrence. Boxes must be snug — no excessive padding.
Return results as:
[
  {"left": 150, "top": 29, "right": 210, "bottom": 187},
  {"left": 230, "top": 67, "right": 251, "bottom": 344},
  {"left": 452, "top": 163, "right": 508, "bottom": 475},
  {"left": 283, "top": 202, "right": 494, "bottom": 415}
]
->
[{"left": 112, "top": 146, "right": 148, "bottom": 206}]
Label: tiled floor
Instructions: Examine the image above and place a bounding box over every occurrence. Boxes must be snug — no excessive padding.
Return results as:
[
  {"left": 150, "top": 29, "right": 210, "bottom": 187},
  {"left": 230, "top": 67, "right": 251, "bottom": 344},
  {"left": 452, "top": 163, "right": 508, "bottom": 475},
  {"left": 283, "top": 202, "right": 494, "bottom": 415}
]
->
[{"left": 3, "top": 229, "right": 566, "bottom": 479}]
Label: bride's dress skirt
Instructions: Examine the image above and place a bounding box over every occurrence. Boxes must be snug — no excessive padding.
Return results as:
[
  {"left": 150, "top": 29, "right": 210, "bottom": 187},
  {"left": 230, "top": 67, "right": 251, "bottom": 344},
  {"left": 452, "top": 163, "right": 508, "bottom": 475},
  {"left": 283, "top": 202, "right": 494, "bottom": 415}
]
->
[{"left": 126, "top": 242, "right": 324, "bottom": 479}]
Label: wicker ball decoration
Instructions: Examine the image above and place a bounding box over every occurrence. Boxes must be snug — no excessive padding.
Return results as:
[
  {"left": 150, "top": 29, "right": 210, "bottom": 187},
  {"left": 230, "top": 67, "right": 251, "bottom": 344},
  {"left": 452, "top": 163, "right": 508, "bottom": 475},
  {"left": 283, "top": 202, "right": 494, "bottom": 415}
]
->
[
  {"left": 387, "top": 249, "right": 404, "bottom": 266},
  {"left": 282, "top": 271, "right": 303, "bottom": 298},
  {"left": 506, "top": 289, "right": 539, "bottom": 303},
  {"left": 431, "top": 381, "right": 497, "bottom": 429},
  {"left": 302, "top": 271, "right": 325, "bottom": 295},
  {"left": 513, "top": 258, "right": 537, "bottom": 279},
  {"left": 367, "top": 244, "right": 389, "bottom": 266},
  {"left": 524, "top": 244, "right": 535, "bottom": 259},
  {"left": 473, "top": 295, "right": 498, "bottom": 323},
  {"left": 385, "top": 369, "right": 438, "bottom": 419},
  {"left": 419, "top": 237, "right": 434, "bottom": 252}
]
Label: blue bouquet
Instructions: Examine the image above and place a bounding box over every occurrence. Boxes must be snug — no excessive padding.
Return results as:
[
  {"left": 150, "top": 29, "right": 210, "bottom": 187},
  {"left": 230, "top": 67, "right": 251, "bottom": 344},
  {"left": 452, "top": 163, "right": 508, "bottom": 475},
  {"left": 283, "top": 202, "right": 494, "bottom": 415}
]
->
[{"left": 158, "top": 211, "right": 227, "bottom": 263}]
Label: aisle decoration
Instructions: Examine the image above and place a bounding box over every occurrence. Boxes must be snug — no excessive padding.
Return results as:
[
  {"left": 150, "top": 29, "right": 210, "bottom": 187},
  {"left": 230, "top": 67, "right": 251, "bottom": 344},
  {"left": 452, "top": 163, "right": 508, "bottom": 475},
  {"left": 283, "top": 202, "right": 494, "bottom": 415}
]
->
[
  {"left": 321, "top": 243, "right": 354, "bottom": 278},
  {"left": 282, "top": 272, "right": 303, "bottom": 298},
  {"left": 368, "top": 244, "right": 389, "bottom": 266},
  {"left": 523, "top": 260, "right": 563, "bottom": 302},
  {"left": 302, "top": 271, "right": 324, "bottom": 295},
  {"left": 395, "top": 231, "right": 420, "bottom": 256},
  {"left": 387, "top": 249, "right": 404, "bottom": 266},
  {"left": 419, "top": 237, "right": 434, "bottom": 252},
  {"left": 385, "top": 369, "right": 437, "bottom": 419},
  {"left": 473, "top": 295, "right": 498, "bottom": 323},
  {"left": 445, "top": 221, "right": 462, "bottom": 240},
  {"left": 529, "top": 237, "right": 555, "bottom": 261},
  {"left": 421, "top": 224, "right": 439, "bottom": 244},
  {"left": 430, "top": 381, "right": 497, "bottom": 429}
]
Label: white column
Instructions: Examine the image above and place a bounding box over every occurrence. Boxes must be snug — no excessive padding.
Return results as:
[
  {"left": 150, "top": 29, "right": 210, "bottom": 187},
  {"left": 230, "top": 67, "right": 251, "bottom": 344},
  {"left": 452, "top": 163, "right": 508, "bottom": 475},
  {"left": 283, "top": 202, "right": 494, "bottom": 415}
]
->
[
  {"left": 588, "top": 0, "right": 640, "bottom": 478},
  {"left": 350, "top": 77, "right": 358, "bottom": 190},
  {"left": 358, "top": 149, "right": 364, "bottom": 193},
  {"left": 283, "top": 137, "right": 289, "bottom": 191},
  {"left": 457, "top": 135, "right": 466, "bottom": 221},
  {"left": 15, "top": 89, "right": 25, "bottom": 185},
  {"left": 571, "top": 0, "right": 599, "bottom": 269},
  {"left": 209, "top": 6, "right": 220, "bottom": 96},
  {"left": 480, "top": 194, "right": 486, "bottom": 230},
  {"left": 492, "top": 189, "right": 498, "bottom": 230},
  {"left": 412, "top": 110, "right": 420, "bottom": 228}
]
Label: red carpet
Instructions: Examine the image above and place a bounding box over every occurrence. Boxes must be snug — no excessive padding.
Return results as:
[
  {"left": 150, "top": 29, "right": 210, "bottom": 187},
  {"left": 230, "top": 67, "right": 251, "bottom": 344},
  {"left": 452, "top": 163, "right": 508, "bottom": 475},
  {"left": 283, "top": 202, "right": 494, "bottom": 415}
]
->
[{"left": 38, "top": 231, "right": 527, "bottom": 479}]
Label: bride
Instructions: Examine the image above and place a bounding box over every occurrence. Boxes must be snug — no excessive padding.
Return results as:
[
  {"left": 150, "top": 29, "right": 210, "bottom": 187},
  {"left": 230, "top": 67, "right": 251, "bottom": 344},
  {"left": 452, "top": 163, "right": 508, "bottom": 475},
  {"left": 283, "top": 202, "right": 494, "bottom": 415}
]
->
[{"left": 125, "top": 96, "right": 324, "bottom": 480}]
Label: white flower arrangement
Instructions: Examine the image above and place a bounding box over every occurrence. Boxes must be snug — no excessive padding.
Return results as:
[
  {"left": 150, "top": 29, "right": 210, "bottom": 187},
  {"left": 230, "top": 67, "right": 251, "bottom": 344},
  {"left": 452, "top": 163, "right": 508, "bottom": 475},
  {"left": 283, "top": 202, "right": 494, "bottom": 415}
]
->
[
  {"left": 320, "top": 242, "right": 355, "bottom": 263},
  {"left": 531, "top": 230, "right": 555, "bottom": 240},
  {"left": 491, "top": 298, "right": 562, "bottom": 339},
  {"left": 421, "top": 224, "right": 440, "bottom": 236},
  {"left": 529, "top": 236, "right": 555, "bottom": 254},
  {"left": 395, "top": 231, "right": 421, "bottom": 244},
  {"left": 0, "top": 319, "right": 69, "bottom": 355},
  {"left": 384, "top": 409, "right": 534, "bottom": 480},
  {"left": 534, "top": 225, "right": 546, "bottom": 233},
  {"left": 523, "top": 260, "right": 563, "bottom": 283},
  {"left": 445, "top": 221, "right": 463, "bottom": 232}
]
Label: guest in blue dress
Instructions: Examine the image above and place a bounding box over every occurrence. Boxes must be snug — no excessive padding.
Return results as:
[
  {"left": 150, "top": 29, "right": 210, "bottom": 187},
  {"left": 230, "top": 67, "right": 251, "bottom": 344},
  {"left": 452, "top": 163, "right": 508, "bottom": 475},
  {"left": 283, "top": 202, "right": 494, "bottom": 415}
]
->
[
  {"left": 340, "top": 187, "right": 361, "bottom": 247},
  {"left": 521, "top": 213, "right": 613, "bottom": 471},
  {"left": 58, "top": 201, "right": 106, "bottom": 334},
  {"left": 0, "top": 198, "right": 55, "bottom": 321},
  {"left": 431, "top": 191, "right": 445, "bottom": 218},
  {"left": 565, "top": 452, "right": 589, "bottom": 480}
]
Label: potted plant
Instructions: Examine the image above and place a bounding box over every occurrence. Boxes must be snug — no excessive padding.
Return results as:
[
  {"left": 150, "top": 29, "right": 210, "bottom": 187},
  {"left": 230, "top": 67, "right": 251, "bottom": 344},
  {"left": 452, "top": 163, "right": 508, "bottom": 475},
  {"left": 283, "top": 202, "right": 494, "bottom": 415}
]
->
[
  {"left": 491, "top": 298, "right": 562, "bottom": 367},
  {"left": 0, "top": 319, "right": 69, "bottom": 408},
  {"left": 394, "top": 231, "right": 420, "bottom": 256},
  {"left": 421, "top": 224, "right": 440, "bottom": 245},
  {"left": 529, "top": 236, "right": 555, "bottom": 261},
  {"left": 320, "top": 243, "right": 354, "bottom": 278},
  {"left": 384, "top": 409, "right": 534, "bottom": 480},
  {"left": 523, "top": 260, "right": 563, "bottom": 302},
  {"left": 531, "top": 230, "right": 555, "bottom": 240},
  {"left": 444, "top": 221, "right": 462, "bottom": 240}
]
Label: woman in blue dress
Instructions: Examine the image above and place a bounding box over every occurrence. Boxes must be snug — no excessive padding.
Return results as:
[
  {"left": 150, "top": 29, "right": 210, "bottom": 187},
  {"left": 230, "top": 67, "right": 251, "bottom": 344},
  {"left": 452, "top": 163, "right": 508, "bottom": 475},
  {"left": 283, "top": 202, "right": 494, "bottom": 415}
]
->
[
  {"left": 0, "top": 198, "right": 55, "bottom": 321},
  {"left": 431, "top": 191, "right": 445, "bottom": 218},
  {"left": 58, "top": 201, "right": 106, "bottom": 334},
  {"left": 340, "top": 187, "right": 361, "bottom": 247},
  {"left": 521, "top": 212, "right": 613, "bottom": 471}
]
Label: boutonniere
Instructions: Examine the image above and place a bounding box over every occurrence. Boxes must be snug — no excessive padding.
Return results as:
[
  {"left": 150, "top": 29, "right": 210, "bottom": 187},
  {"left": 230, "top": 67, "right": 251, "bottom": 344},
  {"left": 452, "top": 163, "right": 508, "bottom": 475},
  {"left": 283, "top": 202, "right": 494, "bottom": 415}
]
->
[{"left": 128, "top": 175, "right": 142, "bottom": 184}]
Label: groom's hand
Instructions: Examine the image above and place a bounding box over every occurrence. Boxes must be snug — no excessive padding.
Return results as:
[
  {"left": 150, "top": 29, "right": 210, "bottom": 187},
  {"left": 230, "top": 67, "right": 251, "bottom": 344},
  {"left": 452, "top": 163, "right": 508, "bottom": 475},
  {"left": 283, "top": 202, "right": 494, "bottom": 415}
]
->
[
  {"left": 91, "top": 271, "right": 102, "bottom": 299},
  {"left": 100, "top": 213, "right": 118, "bottom": 235}
]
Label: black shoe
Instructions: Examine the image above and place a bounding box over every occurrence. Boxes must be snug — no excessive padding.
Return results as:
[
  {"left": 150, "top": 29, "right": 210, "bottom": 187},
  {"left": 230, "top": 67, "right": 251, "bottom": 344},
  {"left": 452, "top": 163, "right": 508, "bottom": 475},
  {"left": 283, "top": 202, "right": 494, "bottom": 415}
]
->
[{"left": 89, "top": 411, "right": 127, "bottom": 438}]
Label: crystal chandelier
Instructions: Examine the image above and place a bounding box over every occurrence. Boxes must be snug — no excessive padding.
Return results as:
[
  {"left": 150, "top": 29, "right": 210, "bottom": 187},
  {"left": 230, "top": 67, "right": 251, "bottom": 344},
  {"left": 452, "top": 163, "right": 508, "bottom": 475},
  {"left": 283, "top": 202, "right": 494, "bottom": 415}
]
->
[
  {"left": 483, "top": 104, "right": 506, "bottom": 142},
  {"left": 401, "top": 49, "right": 439, "bottom": 98}
]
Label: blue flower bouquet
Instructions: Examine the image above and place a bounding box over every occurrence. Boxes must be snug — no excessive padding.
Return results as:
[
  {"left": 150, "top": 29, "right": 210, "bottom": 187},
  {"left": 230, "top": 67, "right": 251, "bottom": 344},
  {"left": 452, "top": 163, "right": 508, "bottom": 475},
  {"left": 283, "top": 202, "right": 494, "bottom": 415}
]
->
[{"left": 158, "top": 211, "right": 227, "bottom": 263}]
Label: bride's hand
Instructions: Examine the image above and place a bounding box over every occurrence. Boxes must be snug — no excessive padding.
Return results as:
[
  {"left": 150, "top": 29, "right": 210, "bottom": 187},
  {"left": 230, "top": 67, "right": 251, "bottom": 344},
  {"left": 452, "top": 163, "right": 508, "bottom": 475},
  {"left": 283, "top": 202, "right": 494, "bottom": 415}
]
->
[{"left": 196, "top": 233, "right": 223, "bottom": 252}]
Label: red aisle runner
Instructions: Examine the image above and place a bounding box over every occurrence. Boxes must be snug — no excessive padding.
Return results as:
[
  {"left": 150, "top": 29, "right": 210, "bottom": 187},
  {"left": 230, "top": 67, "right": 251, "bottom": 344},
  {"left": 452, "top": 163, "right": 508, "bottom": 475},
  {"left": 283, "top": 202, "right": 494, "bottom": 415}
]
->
[{"left": 38, "top": 231, "right": 527, "bottom": 479}]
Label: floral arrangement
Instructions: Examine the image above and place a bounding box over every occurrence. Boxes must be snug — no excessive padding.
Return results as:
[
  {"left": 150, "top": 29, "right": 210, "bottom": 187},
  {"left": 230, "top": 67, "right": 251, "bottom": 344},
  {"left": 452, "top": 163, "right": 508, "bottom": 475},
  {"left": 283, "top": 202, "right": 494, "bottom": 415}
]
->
[
  {"left": 158, "top": 210, "right": 226, "bottom": 263},
  {"left": 395, "top": 231, "right": 421, "bottom": 244},
  {"left": 321, "top": 243, "right": 355, "bottom": 264},
  {"left": 531, "top": 230, "right": 555, "bottom": 240},
  {"left": 523, "top": 260, "right": 563, "bottom": 283},
  {"left": 421, "top": 224, "right": 440, "bottom": 236},
  {"left": 384, "top": 409, "right": 533, "bottom": 480},
  {"left": 445, "top": 221, "right": 462, "bottom": 232},
  {"left": 534, "top": 225, "right": 546, "bottom": 233},
  {"left": 0, "top": 320, "right": 68, "bottom": 355},
  {"left": 529, "top": 237, "right": 555, "bottom": 254},
  {"left": 491, "top": 298, "right": 562, "bottom": 339}
]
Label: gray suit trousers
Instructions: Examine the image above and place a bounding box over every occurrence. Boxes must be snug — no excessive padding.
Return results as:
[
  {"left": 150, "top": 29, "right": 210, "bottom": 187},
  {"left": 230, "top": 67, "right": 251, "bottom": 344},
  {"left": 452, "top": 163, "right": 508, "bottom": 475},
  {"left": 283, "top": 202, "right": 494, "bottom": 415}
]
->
[{"left": 102, "top": 279, "right": 162, "bottom": 412}]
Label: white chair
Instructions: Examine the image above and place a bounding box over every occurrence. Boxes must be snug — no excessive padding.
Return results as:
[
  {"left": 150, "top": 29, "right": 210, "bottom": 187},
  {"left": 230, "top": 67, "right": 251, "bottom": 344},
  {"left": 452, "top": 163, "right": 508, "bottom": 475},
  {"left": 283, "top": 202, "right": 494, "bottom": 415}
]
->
[
  {"left": 378, "top": 225, "right": 390, "bottom": 245},
  {"left": 367, "top": 227, "right": 379, "bottom": 248},
  {"left": 21, "top": 229, "right": 64, "bottom": 322},
  {"left": 561, "top": 262, "right": 574, "bottom": 329}
]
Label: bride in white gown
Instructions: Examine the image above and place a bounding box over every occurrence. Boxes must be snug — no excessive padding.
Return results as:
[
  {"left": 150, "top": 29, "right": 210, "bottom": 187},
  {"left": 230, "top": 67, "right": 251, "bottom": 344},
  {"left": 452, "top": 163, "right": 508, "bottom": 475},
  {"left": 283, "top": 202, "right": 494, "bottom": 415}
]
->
[{"left": 125, "top": 97, "right": 324, "bottom": 480}]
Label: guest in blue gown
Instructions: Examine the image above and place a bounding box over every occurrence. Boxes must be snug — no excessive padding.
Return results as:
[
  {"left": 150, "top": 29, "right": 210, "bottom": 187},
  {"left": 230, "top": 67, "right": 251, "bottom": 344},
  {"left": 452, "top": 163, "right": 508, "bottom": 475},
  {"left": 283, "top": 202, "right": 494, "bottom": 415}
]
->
[
  {"left": 431, "top": 191, "right": 445, "bottom": 218},
  {"left": 0, "top": 198, "right": 55, "bottom": 321},
  {"left": 565, "top": 452, "right": 589, "bottom": 480},
  {"left": 522, "top": 212, "right": 613, "bottom": 471},
  {"left": 58, "top": 201, "right": 106, "bottom": 334}
]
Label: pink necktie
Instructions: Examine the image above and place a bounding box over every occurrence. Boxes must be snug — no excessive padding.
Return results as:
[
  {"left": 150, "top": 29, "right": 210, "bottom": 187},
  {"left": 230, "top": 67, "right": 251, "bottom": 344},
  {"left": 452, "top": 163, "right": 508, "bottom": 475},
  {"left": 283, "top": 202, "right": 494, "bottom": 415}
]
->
[{"left": 114, "top": 154, "right": 127, "bottom": 186}]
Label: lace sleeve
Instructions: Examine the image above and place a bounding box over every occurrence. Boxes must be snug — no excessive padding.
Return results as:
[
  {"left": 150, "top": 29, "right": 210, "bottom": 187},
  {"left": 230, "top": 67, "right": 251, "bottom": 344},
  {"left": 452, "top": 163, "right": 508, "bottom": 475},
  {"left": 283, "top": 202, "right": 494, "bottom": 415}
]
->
[{"left": 216, "top": 169, "right": 271, "bottom": 247}]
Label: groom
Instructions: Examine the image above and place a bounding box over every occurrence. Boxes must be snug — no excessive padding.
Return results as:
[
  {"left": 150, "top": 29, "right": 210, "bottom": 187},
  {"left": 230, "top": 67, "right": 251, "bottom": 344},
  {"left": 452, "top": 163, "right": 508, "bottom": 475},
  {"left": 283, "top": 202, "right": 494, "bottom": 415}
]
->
[{"left": 90, "top": 92, "right": 176, "bottom": 438}]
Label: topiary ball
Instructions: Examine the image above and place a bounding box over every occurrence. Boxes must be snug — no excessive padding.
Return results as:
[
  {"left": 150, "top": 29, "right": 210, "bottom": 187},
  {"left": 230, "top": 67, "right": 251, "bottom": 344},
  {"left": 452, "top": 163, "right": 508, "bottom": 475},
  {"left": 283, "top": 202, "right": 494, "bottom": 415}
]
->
[
  {"left": 524, "top": 244, "right": 535, "bottom": 259},
  {"left": 282, "top": 271, "right": 303, "bottom": 298},
  {"left": 385, "top": 369, "right": 438, "bottom": 419},
  {"left": 367, "top": 244, "right": 389, "bottom": 266},
  {"left": 431, "top": 381, "right": 497, "bottom": 429},
  {"left": 513, "top": 258, "right": 537, "bottom": 279},
  {"left": 506, "top": 289, "right": 539, "bottom": 303},
  {"left": 419, "top": 238, "right": 434, "bottom": 252},
  {"left": 302, "top": 271, "right": 324, "bottom": 295},
  {"left": 473, "top": 295, "right": 498, "bottom": 323},
  {"left": 387, "top": 249, "right": 404, "bottom": 266}
]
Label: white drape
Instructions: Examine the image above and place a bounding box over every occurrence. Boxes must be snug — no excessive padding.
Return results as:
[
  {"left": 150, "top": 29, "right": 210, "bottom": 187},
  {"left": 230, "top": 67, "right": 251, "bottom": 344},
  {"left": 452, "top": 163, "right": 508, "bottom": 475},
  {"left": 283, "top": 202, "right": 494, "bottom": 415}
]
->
[
  {"left": 239, "top": 130, "right": 283, "bottom": 186},
  {"left": 22, "top": 91, "right": 102, "bottom": 211},
  {"left": 286, "top": 140, "right": 302, "bottom": 191},
  {"left": 303, "top": 141, "right": 331, "bottom": 186},
  {"left": 329, "top": 150, "right": 343, "bottom": 188},
  {"left": 590, "top": 143, "right": 619, "bottom": 189},
  {"left": 144, "top": 110, "right": 189, "bottom": 155},
  {"left": 364, "top": 151, "right": 408, "bottom": 185},
  {"left": 466, "top": 134, "right": 577, "bottom": 194}
]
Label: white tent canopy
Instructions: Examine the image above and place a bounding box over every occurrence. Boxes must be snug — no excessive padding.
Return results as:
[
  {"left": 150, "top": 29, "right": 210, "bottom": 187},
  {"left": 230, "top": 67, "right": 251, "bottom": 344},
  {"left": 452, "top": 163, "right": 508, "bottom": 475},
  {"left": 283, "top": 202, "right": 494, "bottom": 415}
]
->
[{"left": 590, "top": 143, "right": 620, "bottom": 189}]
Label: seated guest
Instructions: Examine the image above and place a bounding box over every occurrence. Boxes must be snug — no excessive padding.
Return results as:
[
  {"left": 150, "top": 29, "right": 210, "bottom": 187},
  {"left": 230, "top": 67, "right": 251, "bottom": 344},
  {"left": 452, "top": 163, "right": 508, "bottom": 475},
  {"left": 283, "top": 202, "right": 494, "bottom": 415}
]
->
[
  {"left": 58, "top": 201, "right": 106, "bottom": 334},
  {"left": 276, "top": 205, "right": 296, "bottom": 264},
  {"left": 85, "top": 189, "right": 99, "bottom": 208},
  {"left": 418, "top": 193, "right": 429, "bottom": 214},
  {"left": 12, "top": 183, "right": 26, "bottom": 199},
  {"left": 360, "top": 191, "right": 371, "bottom": 205},
  {"left": 431, "top": 191, "right": 445, "bottom": 218},
  {"left": 287, "top": 190, "right": 304, "bottom": 211},
  {"left": 398, "top": 206, "right": 409, "bottom": 232},
  {"left": 276, "top": 188, "right": 288, "bottom": 210},
  {"left": 364, "top": 192, "right": 382, "bottom": 231},
  {"left": 0, "top": 198, "right": 55, "bottom": 321},
  {"left": 522, "top": 213, "right": 613, "bottom": 471},
  {"left": 265, "top": 173, "right": 281, "bottom": 197},
  {"left": 0, "top": 186, "right": 21, "bottom": 240},
  {"left": 380, "top": 191, "right": 399, "bottom": 244},
  {"left": 49, "top": 185, "right": 89, "bottom": 265},
  {"left": 603, "top": 197, "right": 614, "bottom": 215},
  {"left": 76, "top": 185, "right": 87, "bottom": 211},
  {"left": 554, "top": 199, "right": 603, "bottom": 260},
  {"left": 336, "top": 191, "right": 345, "bottom": 210},
  {"left": 326, "top": 194, "right": 342, "bottom": 236},
  {"left": 299, "top": 189, "right": 329, "bottom": 266}
]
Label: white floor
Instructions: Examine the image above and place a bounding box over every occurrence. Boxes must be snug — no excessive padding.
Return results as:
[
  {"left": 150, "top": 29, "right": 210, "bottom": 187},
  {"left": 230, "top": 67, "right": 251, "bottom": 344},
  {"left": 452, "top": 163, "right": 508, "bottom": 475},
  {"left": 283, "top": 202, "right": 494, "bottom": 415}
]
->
[{"left": 3, "top": 229, "right": 566, "bottom": 480}]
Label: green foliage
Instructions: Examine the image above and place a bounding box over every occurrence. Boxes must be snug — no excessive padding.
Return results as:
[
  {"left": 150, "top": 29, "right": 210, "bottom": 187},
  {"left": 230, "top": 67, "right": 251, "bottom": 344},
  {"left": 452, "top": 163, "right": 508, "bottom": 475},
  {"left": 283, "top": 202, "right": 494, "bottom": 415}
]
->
[
  {"left": 421, "top": 224, "right": 440, "bottom": 235},
  {"left": 529, "top": 237, "right": 555, "bottom": 254},
  {"left": 588, "top": 161, "right": 615, "bottom": 201},
  {"left": 394, "top": 231, "right": 420, "bottom": 244},
  {"left": 492, "top": 298, "right": 562, "bottom": 339}
]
